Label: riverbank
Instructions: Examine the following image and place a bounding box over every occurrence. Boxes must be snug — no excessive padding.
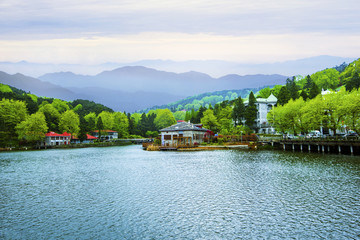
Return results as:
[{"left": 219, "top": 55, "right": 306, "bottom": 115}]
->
[
  {"left": 144, "top": 142, "right": 257, "bottom": 151},
  {"left": 0, "top": 141, "right": 132, "bottom": 152}
]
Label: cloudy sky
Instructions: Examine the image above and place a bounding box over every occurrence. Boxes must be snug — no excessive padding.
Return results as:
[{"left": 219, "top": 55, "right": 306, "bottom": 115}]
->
[{"left": 0, "top": 0, "right": 359, "bottom": 64}]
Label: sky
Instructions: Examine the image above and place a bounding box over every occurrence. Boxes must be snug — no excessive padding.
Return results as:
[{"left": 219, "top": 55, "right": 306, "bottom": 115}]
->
[{"left": 0, "top": 0, "right": 359, "bottom": 64}]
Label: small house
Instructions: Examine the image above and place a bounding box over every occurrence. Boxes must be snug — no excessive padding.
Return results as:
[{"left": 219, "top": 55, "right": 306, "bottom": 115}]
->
[
  {"left": 42, "top": 132, "right": 71, "bottom": 146},
  {"left": 92, "top": 130, "right": 118, "bottom": 141},
  {"left": 159, "top": 121, "right": 208, "bottom": 147},
  {"left": 71, "top": 134, "right": 98, "bottom": 144}
]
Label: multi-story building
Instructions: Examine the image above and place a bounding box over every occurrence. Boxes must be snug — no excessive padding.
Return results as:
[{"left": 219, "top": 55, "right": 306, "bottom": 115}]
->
[{"left": 244, "top": 93, "right": 277, "bottom": 134}]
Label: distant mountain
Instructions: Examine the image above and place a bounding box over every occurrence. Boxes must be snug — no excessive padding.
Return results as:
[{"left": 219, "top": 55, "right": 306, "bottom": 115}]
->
[
  {"left": 0, "top": 71, "right": 81, "bottom": 100},
  {"left": 0, "top": 71, "right": 184, "bottom": 112},
  {"left": 1, "top": 56, "right": 355, "bottom": 78},
  {"left": 39, "top": 66, "right": 288, "bottom": 96},
  {"left": 70, "top": 87, "right": 184, "bottom": 113}
]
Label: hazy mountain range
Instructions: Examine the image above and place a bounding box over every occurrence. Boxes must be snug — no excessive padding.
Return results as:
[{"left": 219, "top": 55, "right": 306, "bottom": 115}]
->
[
  {"left": 0, "top": 55, "right": 355, "bottom": 78},
  {"left": 0, "top": 67, "right": 287, "bottom": 112},
  {"left": 0, "top": 56, "right": 354, "bottom": 112}
]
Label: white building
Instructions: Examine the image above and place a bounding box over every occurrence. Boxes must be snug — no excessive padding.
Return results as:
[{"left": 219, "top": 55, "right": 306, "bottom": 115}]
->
[
  {"left": 159, "top": 121, "right": 208, "bottom": 147},
  {"left": 244, "top": 93, "right": 277, "bottom": 134},
  {"left": 92, "top": 130, "right": 118, "bottom": 141},
  {"left": 42, "top": 132, "right": 71, "bottom": 146}
]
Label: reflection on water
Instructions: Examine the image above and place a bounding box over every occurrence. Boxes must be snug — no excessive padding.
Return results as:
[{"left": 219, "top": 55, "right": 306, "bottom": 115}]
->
[{"left": 1, "top": 146, "right": 359, "bottom": 239}]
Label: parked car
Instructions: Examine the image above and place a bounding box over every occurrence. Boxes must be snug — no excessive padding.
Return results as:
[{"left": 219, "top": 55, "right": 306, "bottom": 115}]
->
[
  {"left": 286, "top": 134, "right": 295, "bottom": 139},
  {"left": 307, "top": 131, "right": 321, "bottom": 138}
]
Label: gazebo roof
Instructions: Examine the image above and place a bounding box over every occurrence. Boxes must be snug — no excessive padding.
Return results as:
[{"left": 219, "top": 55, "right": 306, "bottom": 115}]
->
[{"left": 159, "top": 122, "right": 208, "bottom": 132}]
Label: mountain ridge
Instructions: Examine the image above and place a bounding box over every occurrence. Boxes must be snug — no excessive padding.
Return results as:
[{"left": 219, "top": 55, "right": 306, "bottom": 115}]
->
[{"left": 0, "top": 55, "right": 355, "bottom": 78}]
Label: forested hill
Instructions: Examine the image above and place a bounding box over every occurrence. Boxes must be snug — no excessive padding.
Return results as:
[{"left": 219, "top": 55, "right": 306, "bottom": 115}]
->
[
  {"left": 0, "top": 83, "right": 113, "bottom": 116},
  {"left": 139, "top": 87, "right": 269, "bottom": 112}
]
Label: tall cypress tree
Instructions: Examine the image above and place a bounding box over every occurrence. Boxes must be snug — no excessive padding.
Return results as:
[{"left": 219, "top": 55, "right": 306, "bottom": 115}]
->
[
  {"left": 127, "top": 113, "right": 135, "bottom": 135},
  {"left": 345, "top": 72, "right": 360, "bottom": 91},
  {"left": 244, "top": 92, "right": 257, "bottom": 129},
  {"left": 309, "top": 82, "right": 321, "bottom": 99},
  {"left": 286, "top": 76, "right": 299, "bottom": 100},
  {"left": 96, "top": 116, "right": 104, "bottom": 140},
  {"left": 232, "top": 96, "right": 245, "bottom": 126},
  {"left": 304, "top": 75, "right": 313, "bottom": 91},
  {"left": 277, "top": 86, "right": 291, "bottom": 105},
  {"left": 300, "top": 90, "right": 308, "bottom": 101}
]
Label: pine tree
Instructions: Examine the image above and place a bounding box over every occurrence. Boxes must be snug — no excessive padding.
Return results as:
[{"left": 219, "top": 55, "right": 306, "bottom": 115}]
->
[
  {"left": 309, "top": 82, "right": 321, "bottom": 99},
  {"left": 232, "top": 96, "right": 245, "bottom": 126},
  {"left": 127, "top": 113, "right": 135, "bottom": 135},
  {"left": 277, "top": 86, "right": 291, "bottom": 105},
  {"left": 300, "top": 90, "right": 308, "bottom": 101},
  {"left": 286, "top": 77, "right": 299, "bottom": 100},
  {"left": 244, "top": 92, "right": 257, "bottom": 129},
  {"left": 345, "top": 72, "right": 360, "bottom": 91},
  {"left": 96, "top": 116, "right": 104, "bottom": 140},
  {"left": 304, "top": 75, "right": 313, "bottom": 91}
]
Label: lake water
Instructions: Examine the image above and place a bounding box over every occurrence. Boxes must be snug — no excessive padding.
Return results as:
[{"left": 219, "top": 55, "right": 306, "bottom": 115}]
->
[{"left": 1, "top": 145, "right": 359, "bottom": 239}]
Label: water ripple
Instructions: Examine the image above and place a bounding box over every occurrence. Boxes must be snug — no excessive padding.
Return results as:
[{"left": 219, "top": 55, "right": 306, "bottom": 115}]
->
[{"left": 1, "top": 146, "right": 359, "bottom": 239}]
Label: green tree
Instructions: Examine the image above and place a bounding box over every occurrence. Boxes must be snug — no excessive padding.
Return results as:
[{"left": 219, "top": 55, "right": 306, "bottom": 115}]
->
[
  {"left": 276, "top": 86, "right": 291, "bottom": 105},
  {"left": 308, "top": 82, "right": 321, "bottom": 99},
  {"left": 97, "top": 116, "right": 104, "bottom": 140},
  {"left": 232, "top": 96, "right": 245, "bottom": 126},
  {"left": 201, "top": 109, "right": 220, "bottom": 132},
  {"left": 195, "top": 106, "right": 206, "bottom": 123},
  {"left": 244, "top": 92, "right": 257, "bottom": 129},
  {"left": 311, "top": 68, "right": 340, "bottom": 90},
  {"left": 286, "top": 77, "right": 299, "bottom": 100},
  {"left": 173, "top": 111, "right": 186, "bottom": 121},
  {"left": 217, "top": 106, "right": 233, "bottom": 134},
  {"left": 301, "top": 95, "right": 325, "bottom": 132},
  {"left": 38, "top": 103, "right": 60, "bottom": 132},
  {"left": 341, "top": 89, "right": 360, "bottom": 134},
  {"left": 78, "top": 116, "right": 90, "bottom": 142},
  {"left": 322, "top": 90, "right": 346, "bottom": 135},
  {"left": 300, "top": 90, "right": 308, "bottom": 101},
  {"left": 271, "top": 85, "right": 283, "bottom": 97},
  {"left": 0, "top": 99, "right": 28, "bottom": 146},
  {"left": 59, "top": 110, "right": 80, "bottom": 136},
  {"left": 73, "top": 104, "right": 83, "bottom": 113},
  {"left": 345, "top": 71, "right": 360, "bottom": 91},
  {"left": 84, "top": 112, "right": 96, "bottom": 131},
  {"left": 52, "top": 99, "right": 70, "bottom": 113},
  {"left": 267, "top": 105, "right": 288, "bottom": 134},
  {"left": 257, "top": 87, "right": 271, "bottom": 98},
  {"left": 127, "top": 113, "right": 136, "bottom": 135},
  {"left": 304, "top": 75, "right": 313, "bottom": 91},
  {"left": 97, "top": 111, "right": 114, "bottom": 130},
  {"left": 154, "top": 109, "right": 176, "bottom": 129},
  {"left": 16, "top": 112, "right": 48, "bottom": 143},
  {"left": 113, "top": 112, "right": 129, "bottom": 138}
]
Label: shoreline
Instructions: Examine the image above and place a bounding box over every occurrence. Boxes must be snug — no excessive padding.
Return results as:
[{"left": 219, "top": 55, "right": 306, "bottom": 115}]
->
[{"left": 0, "top": 141, "right": 133, "bottom": 152}]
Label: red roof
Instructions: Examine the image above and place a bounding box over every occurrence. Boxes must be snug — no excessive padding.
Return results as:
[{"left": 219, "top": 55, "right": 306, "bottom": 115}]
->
[
  {"left": 177, "top": 120, "right": 185, "bottom": 123},
  {"left": 71, "top": 134, "right": 98, "bottom": 140},
  {"left": 45, "top": 131, "right": 71, "bottom": 137},
  {"left": 86, "top": 134, "right": 97, "bottom": 140}
]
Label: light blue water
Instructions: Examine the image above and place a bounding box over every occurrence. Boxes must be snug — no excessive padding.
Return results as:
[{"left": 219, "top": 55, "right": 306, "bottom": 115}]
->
[{"left": 1, "top": 145, "right": 359, "bottom": 239}]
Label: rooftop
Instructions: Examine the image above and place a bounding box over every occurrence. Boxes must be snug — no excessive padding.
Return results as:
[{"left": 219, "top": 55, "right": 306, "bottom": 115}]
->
[
  {"left": 159, "top": 121, "right": 208, "bottom": 132},
  {"left": 45, "top": 131, "right": 71, "bottom": 137}
]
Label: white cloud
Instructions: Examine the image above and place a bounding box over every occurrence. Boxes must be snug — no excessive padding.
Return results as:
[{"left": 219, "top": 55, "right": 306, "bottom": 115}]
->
[
  {"left": 0, "top": 32, "right": 359, "bottom": 64},
  {"left": 0, "top": 0, "right": 359, "bottom": 63}
]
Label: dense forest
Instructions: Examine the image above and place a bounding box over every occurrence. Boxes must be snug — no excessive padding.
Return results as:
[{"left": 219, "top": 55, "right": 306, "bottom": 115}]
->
[
  {"left": 0, "top": 58, "right": 359, "bottom": 147},
  {"left": 139, "top": 87, "right": 269, "bottom": 112}
]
